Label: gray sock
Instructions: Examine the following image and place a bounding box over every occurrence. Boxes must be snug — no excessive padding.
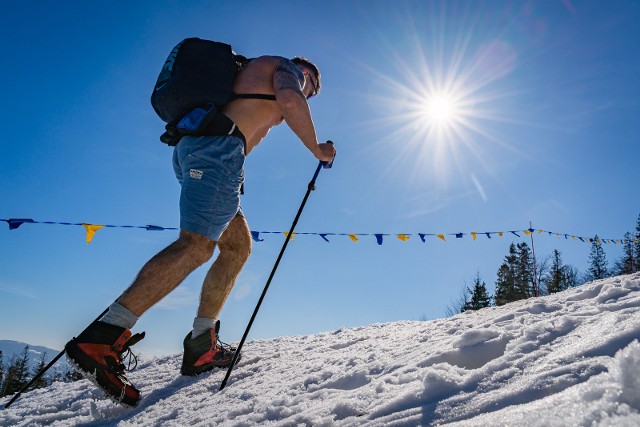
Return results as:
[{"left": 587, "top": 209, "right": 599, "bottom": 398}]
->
[
  {"left": 100, "top": 302, "right": 138, "bottom": 330},
  {"left": 191, "top": 316, "right": 216, "bottom": 339}
]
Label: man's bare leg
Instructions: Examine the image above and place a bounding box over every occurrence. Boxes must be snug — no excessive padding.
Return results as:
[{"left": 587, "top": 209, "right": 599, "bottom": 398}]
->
[
  {"left": 197, "top": 214, "right": 252, "bottom": 319},
  {"left": 118, "top": 230, "right": 216, "bottom": 317}
]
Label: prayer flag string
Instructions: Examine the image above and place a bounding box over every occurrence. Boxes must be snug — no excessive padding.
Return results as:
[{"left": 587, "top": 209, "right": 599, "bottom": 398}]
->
[{"left": 2, "top": 218, "right": 636, "bottom": 246}]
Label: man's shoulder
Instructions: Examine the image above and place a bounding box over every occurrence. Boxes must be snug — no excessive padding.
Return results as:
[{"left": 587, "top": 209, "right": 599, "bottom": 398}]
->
[
  {"left": 244, "top": 56, "right": 284, "bottom": 73},
  {"left": 249, "top": 55, "right": 289, "bottom": 65},
  {"left": 245, "top": 56, "right": 301, "bottom": 80}
]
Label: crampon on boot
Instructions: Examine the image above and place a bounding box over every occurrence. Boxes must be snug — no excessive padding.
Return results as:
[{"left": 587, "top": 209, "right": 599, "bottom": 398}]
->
[
  {"left": 181, "top": 320, "right": 239, "bottom": 376},
  {"left": 65, "top": 321, "right": 145, "bottom": 407}
]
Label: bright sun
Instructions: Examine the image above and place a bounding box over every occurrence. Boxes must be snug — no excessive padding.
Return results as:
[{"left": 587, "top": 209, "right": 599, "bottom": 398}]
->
[
  {"left": 356, "top": 9, "right": 515, "bottom": 189},
  {"left": 423, "top": 92, "right": 459, "bottom": 125}
]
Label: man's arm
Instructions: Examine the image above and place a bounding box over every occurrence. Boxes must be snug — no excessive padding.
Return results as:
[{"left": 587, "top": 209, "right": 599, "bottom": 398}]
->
[{"left": 273, "top": 59, "right": 334, "bottom": 162}]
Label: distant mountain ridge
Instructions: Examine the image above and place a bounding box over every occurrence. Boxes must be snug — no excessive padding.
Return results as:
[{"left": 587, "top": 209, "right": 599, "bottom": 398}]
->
[{"left": 0, "top": 340, "right": 70, "bottom": 373}]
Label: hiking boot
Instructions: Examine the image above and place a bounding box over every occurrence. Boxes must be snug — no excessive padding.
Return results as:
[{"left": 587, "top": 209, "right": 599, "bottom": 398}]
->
[
  {"left": 181, "top": 320, "right": 239, "bottom": 376},
  {"left": 65, "top": 321, "right": 145, "bottom": 407}
]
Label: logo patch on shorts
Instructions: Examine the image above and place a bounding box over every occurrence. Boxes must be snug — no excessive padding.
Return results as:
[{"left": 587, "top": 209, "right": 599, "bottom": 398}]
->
[{"left": 189, "top": 169, "right": 204, "bottom": 179}]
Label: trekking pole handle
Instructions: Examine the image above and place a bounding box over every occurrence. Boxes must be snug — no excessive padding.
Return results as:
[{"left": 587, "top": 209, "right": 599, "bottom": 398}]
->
[
  {"left": 308, "top": 141, "right": 334, "bottom": 192},
  {"left": 322, "top": 140, "right": 335, "bottom": 169}
]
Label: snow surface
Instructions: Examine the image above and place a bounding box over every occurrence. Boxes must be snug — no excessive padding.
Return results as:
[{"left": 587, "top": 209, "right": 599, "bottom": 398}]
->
[{"left": 2, "top": 273, "right": 640, "bottom": 426}]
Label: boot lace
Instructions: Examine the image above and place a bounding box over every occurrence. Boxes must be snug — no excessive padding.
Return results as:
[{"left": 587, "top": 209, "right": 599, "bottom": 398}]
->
[
  {"left": 217, "top": 337, "right": 236, "bottom": 355},
  {"left": 119, "top": 347, "right": 139, "bottom": 372},
  {"left": 110, "top": 332, "right": 145, "bottom": 373}
]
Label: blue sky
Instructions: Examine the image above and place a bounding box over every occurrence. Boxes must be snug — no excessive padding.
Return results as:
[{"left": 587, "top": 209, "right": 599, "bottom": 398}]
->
[{"left": 1, "top": 0, "right": 639, "bottom": 357}]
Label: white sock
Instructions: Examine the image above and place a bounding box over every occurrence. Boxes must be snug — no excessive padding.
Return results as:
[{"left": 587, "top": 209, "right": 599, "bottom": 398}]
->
[
  {"left": 100, "top": 302, "right": 138, "bottom": 330},
  {"left": 191, "top": 316, "right": 216, "bottom": 339}
]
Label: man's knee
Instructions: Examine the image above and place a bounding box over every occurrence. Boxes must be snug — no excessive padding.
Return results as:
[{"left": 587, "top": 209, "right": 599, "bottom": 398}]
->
[
  {"left": 219, "top": 231, "right": 252, "bottom": 263},
  {"left": 178, "top": 230, "right": 216, "bottom": 264},
  {"left": 219, "top": 217, "right": 252, "bottom": 263}
]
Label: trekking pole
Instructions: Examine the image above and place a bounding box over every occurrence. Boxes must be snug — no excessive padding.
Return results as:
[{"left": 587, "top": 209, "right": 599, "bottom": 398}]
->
[
  {"left": 220, "top": 142, "right": 334, "bottom": 391},
  {"left": 3, "top": 307, "right": 109, "bottom": 409}
]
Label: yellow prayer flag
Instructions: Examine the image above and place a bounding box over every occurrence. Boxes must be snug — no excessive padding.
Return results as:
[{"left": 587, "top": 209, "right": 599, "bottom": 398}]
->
[
  {"left": 348, "top": 234, "right": 359, "bottom": 242},
  {"left": 437, "top": 234, "right": 446, "bottom": 241},
  {"left": 397, "top": 234, "right": 410, "bottom": 242},
  {"left": 523, "top": 230, "right": 533, "bottom": 236},
  {"left": 284, "top": 232, "right": 296, "bottom": 241},
  {"left": 82, "top": 223, "right": 105, "bottom": 244},
  {"left": 471, "top": 232, "right": 477, "bottom": 241},
  {"left": 498, "top": 232, "right": 503, "bottom": 237}
]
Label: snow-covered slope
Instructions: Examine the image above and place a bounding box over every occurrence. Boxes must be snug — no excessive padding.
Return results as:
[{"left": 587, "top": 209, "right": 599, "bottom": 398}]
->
[{"left": 2, "top": 273, "right": 640, "bottom": 426}]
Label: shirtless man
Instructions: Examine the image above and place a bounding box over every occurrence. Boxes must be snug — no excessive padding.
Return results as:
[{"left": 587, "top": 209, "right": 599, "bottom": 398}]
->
[{"left": 65, "top": 55, "right": 336, "bottom": 406}]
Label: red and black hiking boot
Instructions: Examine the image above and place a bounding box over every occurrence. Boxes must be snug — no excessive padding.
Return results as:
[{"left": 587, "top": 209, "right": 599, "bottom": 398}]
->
[
  {"left": 180, "top": 320, "right": 239, "bottom": 376},
  {"left": 65, "top": 321, "right": 145, "bottom": 407}
]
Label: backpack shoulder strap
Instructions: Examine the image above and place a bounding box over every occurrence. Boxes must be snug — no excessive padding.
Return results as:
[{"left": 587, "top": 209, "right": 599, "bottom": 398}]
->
[
  {"left": 233, "top": 93, "right": 277, "bottom": 101},
  {"left": 232, "top": 57, "right": 277, "bottom": 101}
]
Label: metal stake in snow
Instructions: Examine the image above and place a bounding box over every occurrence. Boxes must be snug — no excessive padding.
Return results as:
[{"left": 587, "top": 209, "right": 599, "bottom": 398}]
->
[
  {"left": 530, "top": 221, "right": 539, "bottom": 298},
  {"left": 220, "top": 142, "right": 334, "bottom": 391}
]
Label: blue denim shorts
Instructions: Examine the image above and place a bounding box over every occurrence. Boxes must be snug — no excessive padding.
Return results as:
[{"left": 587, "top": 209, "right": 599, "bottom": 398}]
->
[{"left": 173, "top": 134, "right": 245, "bottom": 241}]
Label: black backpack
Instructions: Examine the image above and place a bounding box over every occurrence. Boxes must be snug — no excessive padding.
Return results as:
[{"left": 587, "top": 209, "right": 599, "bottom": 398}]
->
[{"left": 151, "top": 38, "right": 275, "bottom": 145}]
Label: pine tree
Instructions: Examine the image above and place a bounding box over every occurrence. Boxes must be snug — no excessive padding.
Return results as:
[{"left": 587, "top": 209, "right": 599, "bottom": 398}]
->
[
  {"left": 64, "top": 368, "right": 84, "bottom": 382},
  {"left": 494, "top": 242, "right": 537, "bottom": 305},
  {"left": 494, "top": 244, "right": 518, "bottom": 306},
  {"left": 515, "top": 242, "right": 535, "bottom": 299},
  {"left": 2, "top": 346, "right": 31, "bottom": 396},
  {"left": 614, "top": 232, "right": 635, "bottom": 275},
  {"left": 51, "top": 367, "right": 65, "bottom": 384},
  {"left": 585, "top": 235, "right": 609, "bottom": 282},
  {"left": 0, "top": 350, "right": 5, "bottom": 397},
  {"left": 634, "top": 213, "right": 640, "bottom": 273},
  {"left": 494, "top": 264, "right": 511, "bottom": 306},
  {"left": 463, "top": 272, "right": 492, "bottom": 311},
  {"left": 29, "top": 353, "right": 50, "bottom": 390},
  {"left": 2, "top": 357, "right": 16, "bottom": 397},
  {"left": 544, "top": 250, "right": 566, "bottom": 294}
]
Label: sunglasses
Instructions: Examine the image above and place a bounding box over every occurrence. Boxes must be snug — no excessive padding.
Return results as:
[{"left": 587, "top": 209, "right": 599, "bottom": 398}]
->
[{"left": 305, "top": 71, "right": 318, "bottom": 99}]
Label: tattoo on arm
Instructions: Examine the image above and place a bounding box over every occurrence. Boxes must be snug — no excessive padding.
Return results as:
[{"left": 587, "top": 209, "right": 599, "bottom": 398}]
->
[{"left": 274, "top": 59, "right": 306, "bottom": 99}]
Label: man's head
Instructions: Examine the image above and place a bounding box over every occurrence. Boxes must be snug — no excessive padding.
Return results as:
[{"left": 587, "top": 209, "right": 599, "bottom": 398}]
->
[{"left": 292, "top": 57, "right": 321, "bottom": 99}]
